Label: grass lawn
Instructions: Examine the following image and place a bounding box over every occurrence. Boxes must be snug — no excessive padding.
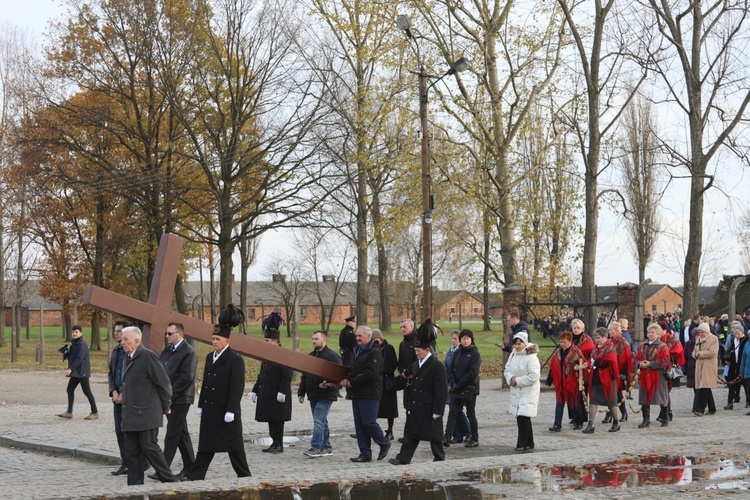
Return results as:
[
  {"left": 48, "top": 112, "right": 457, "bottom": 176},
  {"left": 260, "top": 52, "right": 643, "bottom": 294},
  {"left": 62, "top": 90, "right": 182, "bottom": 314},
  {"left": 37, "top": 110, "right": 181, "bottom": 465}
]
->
[{"left": 0, "top": 321, "right": 560, "bottom": 382}]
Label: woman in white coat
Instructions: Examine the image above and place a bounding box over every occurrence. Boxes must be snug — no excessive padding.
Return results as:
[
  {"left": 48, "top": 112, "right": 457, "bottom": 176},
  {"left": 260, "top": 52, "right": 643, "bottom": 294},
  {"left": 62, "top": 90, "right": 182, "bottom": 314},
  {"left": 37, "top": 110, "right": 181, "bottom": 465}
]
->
[{"left": 504, "top": 331, "right": 541, "bottom": 452}]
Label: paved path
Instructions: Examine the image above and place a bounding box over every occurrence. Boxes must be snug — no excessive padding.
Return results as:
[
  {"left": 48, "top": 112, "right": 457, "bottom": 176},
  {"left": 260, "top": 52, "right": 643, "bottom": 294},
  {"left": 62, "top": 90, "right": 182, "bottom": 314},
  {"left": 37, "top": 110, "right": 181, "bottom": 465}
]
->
[{"left": 1, "top": 369, "right": 748, "bottom": 499}]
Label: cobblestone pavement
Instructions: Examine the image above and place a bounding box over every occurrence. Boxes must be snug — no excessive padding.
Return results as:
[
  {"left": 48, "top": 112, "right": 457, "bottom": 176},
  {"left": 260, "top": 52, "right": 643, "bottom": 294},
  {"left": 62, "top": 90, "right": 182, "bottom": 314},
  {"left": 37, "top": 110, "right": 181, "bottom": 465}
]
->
[{"left": 1, "top": 369, "right": 749, "bottom": 499}]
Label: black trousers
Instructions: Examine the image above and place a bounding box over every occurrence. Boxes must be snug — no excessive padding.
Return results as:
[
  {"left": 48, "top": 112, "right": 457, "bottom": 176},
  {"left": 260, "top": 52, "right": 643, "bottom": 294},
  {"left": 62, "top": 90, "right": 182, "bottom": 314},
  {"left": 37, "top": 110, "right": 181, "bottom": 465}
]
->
[
  {"left": 66, "top": 377, "right": 98, "bottom": 414},
  {"left": 516, "top": 416, "right": 534, "bottom": 449},
  {"left": 162, "top": 403, "right": 195, "bottom": 471},
  {"left": 444, "top": 393, "right": 478, "bottom": 442},
  {"left": 395, "top": 432, "right": 445, "bottom": 464},
  {"left": 694, "top": 388, "right": 716, "bottom": 413},
  {"left": 268, "top": 421, "right": 285, "bottom": 447},
  {"left": 187, "top": 450, "right": 251, "bottom": 480},
  {"left": 123, "top": 428, "right": 172, "bottom": 485},
  {"left": 728, "top": 381, "right": 742, "bottom": 404}
]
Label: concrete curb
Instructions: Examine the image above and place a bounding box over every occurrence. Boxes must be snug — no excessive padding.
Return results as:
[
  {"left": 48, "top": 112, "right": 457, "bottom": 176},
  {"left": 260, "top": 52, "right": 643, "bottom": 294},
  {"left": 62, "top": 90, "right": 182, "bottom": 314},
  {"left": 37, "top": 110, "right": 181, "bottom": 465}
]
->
[{"left": 0, "top": 433, "right": 120, "bottom": 465}]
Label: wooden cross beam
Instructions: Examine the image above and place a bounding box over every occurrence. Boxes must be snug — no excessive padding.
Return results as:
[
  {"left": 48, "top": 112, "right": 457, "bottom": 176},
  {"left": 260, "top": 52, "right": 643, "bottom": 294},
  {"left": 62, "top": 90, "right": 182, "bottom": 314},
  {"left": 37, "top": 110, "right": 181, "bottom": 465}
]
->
[{"left": 82, "top": 233, "right": 348, "bottom": 382}]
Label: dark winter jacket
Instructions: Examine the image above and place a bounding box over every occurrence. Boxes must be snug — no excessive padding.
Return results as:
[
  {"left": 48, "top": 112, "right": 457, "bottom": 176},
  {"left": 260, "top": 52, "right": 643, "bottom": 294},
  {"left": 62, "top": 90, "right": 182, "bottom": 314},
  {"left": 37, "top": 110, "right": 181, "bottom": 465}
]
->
[
  {"left": 346, "top": 340, "right": 383, "bottom": 400},
  {"left": 68, "top": 337, "right": 91, "bottom": 379},
  {"left": 449, "top": 344, "right": 481, "bottom": 395},
  {"left": 298, "top": 345, "right": 342, "bottom": 401}
]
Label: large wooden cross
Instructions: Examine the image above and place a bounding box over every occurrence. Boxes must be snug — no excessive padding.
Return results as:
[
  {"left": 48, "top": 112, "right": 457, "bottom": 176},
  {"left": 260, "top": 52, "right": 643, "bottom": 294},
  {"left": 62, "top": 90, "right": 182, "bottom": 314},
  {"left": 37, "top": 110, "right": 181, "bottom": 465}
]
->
[{"left": 83, "top": 233, "right": 348, "bottom": 381}]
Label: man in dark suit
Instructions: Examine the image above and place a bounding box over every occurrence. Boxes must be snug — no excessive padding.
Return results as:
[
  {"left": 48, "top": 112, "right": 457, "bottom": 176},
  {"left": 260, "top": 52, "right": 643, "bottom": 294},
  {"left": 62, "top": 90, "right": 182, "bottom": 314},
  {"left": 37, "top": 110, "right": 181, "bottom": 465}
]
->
[
  {"left": 186, "top": 324, "right": 251, "bottom": 480},
  {"left": 119, "top": 327, "right": 176, "bottom": 485},
  {"left": 148, "top": 322, "right": 198, "bottom": 481},
  {"left": 108, "top": 320, "right": 128, "bottom": 476},
  {"left": 389, "top": 321, "right": 447, "bottom": 464}
]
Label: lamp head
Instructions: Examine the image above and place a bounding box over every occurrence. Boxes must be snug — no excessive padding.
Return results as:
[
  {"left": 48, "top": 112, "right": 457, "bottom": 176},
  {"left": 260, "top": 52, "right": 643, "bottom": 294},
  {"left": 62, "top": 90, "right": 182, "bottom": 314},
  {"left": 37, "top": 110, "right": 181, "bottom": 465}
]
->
[
  {"left": 447, "top": 56, "right": 470, "bottom": 75},
  {"left": 396, "top": 14, "right": 413, "bottom": 39}
]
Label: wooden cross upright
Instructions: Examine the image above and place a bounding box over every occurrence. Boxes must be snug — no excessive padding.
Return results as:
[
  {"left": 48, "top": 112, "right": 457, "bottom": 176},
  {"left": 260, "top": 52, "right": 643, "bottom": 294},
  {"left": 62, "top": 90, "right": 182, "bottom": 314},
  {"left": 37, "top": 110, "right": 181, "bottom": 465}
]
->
[{"left": 83, "top": 233, "right": 348, "bottom": 382}]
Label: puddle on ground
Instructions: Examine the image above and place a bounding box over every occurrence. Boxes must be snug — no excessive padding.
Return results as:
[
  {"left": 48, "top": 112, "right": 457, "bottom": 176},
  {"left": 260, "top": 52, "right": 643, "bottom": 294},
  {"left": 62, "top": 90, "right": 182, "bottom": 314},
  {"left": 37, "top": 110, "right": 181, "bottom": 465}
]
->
[
  {"left": 462, "top": 454, "right": 750, "bottom": 491},
  {"left": 113, "top": 454, "right": 750, "bottom": 499},
  {"left": 123, "top": 479, "right": 487, "bottom": 499}
]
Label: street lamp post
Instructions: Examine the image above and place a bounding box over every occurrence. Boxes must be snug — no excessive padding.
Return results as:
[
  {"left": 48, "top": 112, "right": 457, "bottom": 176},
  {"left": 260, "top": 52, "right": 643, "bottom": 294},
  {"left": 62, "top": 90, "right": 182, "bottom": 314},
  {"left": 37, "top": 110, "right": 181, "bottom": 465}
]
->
[{"left": 397, "top": 14, "right": 469, "bottom": 322}]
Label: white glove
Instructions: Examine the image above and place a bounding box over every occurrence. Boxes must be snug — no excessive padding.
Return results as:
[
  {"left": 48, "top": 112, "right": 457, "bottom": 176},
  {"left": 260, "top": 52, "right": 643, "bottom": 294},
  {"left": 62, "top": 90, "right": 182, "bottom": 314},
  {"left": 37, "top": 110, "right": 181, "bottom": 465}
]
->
[
  {"left": 276, "top": 392, "right": 286, "bottom": 403},
  {"left": 196, "top": 407, "right": 202, "bottom": 417},
  {"left": 224, "top": 412, "right": 235, "bottom": 423},
  {"left": 250, "top": 392, "right": 257, "bottom": 403},
  {"left": 432, "top": 414, "right": 440, "bottom": 420}
]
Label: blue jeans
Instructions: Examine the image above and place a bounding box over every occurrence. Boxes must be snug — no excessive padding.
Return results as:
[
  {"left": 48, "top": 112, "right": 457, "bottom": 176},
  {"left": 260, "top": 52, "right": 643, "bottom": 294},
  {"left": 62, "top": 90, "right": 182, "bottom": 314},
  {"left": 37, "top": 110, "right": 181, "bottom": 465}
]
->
[
  {"left": 309, "top": 399, "right": 333, "bottom": 450},
  {"left": 352, "top": 399, "right": 389, "bottom": 459},
  {"left": 554, "top": 400, "right": 583, "bottom": 428}
]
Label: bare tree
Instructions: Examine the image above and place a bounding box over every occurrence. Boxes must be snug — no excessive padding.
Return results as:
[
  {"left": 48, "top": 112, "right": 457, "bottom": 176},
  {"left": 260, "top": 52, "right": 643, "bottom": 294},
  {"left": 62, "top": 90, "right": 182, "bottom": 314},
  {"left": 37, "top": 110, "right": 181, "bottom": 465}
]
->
[
  {"left": 556, "top": 0, "right": 646, "bottom": 328},
  {"left": 638, "top": 0, "right": 750, "bottom": 318},
  {"left": 618, "top": 93, "right": 662, "bottom": 284}
]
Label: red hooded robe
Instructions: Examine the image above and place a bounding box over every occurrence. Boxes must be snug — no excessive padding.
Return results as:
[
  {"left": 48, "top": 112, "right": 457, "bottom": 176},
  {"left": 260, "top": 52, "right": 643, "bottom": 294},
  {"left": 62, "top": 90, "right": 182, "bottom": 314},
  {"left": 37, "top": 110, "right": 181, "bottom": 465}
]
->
[{"left": 549, "top": 343, "right": 586, "bottom": 407}]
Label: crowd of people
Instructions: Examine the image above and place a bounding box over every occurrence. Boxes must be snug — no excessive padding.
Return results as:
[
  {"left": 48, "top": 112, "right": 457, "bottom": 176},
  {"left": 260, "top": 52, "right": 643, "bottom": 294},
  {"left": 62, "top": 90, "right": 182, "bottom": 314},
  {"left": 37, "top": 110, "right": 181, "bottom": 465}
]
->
[{"left": 58, "top": 305, "right": 750, "bottom": 484}]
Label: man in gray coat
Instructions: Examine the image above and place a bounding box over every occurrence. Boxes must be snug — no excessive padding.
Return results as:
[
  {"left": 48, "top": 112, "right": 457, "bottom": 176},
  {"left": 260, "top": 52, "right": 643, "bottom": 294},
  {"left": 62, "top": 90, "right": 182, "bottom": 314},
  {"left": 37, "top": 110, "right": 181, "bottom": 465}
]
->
[{"left": 120, "top": 327, "right": 177, "bottom": 485}]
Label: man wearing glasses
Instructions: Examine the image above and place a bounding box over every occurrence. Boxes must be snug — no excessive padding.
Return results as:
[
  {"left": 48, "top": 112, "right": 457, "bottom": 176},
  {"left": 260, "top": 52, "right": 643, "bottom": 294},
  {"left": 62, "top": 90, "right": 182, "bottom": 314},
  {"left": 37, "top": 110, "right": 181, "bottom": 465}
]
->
[{"left": 148, "top": 322, "right": 198, "bottom": 481}]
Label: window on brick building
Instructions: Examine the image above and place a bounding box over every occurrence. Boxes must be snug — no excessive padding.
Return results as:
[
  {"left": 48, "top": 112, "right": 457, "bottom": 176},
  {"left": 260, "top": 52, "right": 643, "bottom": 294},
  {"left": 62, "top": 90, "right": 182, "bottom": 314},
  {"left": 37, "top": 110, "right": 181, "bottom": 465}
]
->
[
  {"left": 247, "top": 308, "right": 255, "bottom": 319},
  {"left": 300, "top": 308, "right": 307, "bottom": 317}
]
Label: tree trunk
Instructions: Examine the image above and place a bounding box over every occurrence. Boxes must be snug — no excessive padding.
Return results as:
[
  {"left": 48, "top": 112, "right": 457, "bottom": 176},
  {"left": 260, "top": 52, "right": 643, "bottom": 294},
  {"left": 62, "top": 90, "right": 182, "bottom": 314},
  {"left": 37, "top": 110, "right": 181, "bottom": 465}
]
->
[
  {"left": 371, "top": 191, "right": 391, "bottom": 332},
  {"left": 483, "top": 208, "right": 491, "bottom": 332}
]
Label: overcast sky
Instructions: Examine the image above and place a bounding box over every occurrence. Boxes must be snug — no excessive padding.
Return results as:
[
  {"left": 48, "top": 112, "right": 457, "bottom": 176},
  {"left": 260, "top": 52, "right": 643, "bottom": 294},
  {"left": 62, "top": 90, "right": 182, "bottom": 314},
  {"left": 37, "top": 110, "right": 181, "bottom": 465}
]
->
[{"left": 4, "top": 1, "right": 747, "bottom": 291}]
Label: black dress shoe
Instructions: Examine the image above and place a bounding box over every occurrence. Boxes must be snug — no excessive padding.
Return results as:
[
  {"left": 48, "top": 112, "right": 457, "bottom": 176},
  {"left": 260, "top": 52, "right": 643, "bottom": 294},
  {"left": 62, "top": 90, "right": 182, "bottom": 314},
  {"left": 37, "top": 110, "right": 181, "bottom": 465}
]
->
[
  {"left": 389, "top": 458, "right": 406, "bottom": 465},
  {"left": 464, "top": 440, "right": 479, "bottom": 448},
  {"left": 397, "top": 437, "right": 405, "bottom": 443},
  {"left": 514, "top": 446, "right": 529, "bottom": 452},
  {"left": 572, "top": 424, "right": 583, "bottom": 430},
  {"left": 442, "top": 439, "right": 450, "bottom": 448},
  {"left": 385, "top": 430, "right": 394, "bottom": 441},
  {"left": 160, "top": 475, "right": 178, "bottom": 483},
  {"left": 548, "top": 426, "right": 561, "bottom": 432},
  {"left": 147, "top": 472, "right": 159, "bottom": 480},
  {"left": 350, "top": 433, "right": 358, "bottom": 438},
  {"left": 377, "top": 444, "right": 390, "bottom": 460},
  {"left": 111, "top": 466, "right": 128, "bottom": 476},
  {"left": 350, "top": 455, "right": 371, "bottom": 463},
  {"left": 262, "top": 445, "right": 283, "bottom": 453}
]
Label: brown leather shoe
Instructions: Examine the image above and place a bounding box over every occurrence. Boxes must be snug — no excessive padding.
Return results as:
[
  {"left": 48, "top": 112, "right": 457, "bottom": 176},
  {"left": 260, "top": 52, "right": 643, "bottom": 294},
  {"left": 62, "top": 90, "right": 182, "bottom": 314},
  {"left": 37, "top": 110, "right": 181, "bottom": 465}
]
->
[
  {"left": 84, "top": 413, "right": 99, "bottom": 420},
  {"left": 57, "top": 412, "right": 73, "bottom": 419}
]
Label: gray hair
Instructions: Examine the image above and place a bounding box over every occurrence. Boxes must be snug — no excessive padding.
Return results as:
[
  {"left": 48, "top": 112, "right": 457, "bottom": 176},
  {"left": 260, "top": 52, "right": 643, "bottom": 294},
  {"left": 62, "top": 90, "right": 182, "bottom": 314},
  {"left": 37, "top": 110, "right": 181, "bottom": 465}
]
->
[
  {"left": 356, "top": 325, "right": 372, "bottom": 337},
  {"left": 122, "top": 326, "right": 142, "bottom": 339},
  {"left": 647, "top": 323, "right": 663, "bottom": 335},
  {"left": 400, "top": 318, "right": 414, "bottom": 329}
]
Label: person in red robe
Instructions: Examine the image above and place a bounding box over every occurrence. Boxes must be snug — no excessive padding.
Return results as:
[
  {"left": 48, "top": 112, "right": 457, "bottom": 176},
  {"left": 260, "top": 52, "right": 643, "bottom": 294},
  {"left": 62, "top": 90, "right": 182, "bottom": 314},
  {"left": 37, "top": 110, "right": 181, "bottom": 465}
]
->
[
  {"left": 545, "top": 331, "right": 586, "bottom": 431},
  {"left": 636, "top": 323, "right": 671, "bottom": 428},
  {"left": 602, "top": 322, "right": 633, "bottom": 424},
  {"left": 659, "top": 321, "right": 686, "bottom": 422},
  {"left": 583, "top": 328, "right": 620, "bottom": 433},
  {"left": 571, "top": 319, "right": 595, "bottom": 422}
]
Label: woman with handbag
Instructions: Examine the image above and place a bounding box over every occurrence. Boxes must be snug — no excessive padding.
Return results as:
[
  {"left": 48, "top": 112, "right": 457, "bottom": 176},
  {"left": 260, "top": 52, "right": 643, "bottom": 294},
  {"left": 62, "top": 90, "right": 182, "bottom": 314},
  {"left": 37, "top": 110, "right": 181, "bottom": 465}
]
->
[
  {"left": 504, "top": 331, "right": 540, "bottom": 452},
  {"left": 443, "top": 329, "right": 481, "bottom": 448}
]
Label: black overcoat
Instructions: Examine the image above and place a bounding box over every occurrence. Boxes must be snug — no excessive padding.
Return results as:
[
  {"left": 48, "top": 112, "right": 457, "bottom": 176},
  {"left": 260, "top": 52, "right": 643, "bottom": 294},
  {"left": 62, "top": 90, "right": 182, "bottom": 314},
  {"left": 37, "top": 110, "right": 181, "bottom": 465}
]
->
[
  {"left": 252, "top": 361, "right": 293, "bottom": 422},
  {"left": 401, "top": 354, "right": 447, "bottom": 441},
  {"left": 121, "top": 345, "right": 172, "bottom": 432},
  {"left": 378, "top": 340, "right": 399, "bottom": 418},
  {"left": 197, "top": 347, "right": 246, "bottom": 452}
]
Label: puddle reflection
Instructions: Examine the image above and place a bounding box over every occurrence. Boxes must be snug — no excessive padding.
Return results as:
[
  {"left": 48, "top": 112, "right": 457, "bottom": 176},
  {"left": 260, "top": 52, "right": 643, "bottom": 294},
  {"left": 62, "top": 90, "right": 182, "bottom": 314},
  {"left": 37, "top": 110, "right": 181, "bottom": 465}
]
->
[{"left": 470, "top": 454, "right": 750, "bottom": 491}]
